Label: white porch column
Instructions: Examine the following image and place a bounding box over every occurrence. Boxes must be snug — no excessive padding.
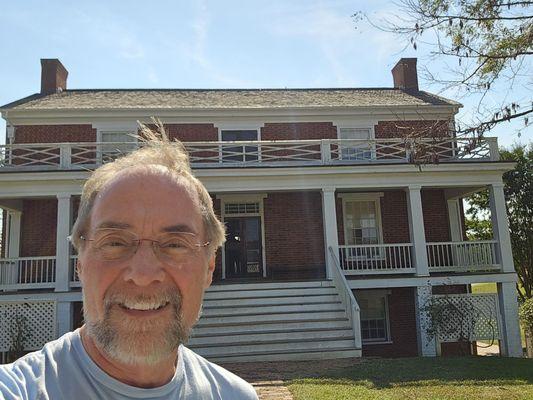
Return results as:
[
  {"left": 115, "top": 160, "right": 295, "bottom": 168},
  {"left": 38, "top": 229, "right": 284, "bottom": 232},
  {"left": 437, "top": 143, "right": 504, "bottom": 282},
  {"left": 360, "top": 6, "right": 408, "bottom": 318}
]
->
[
  {"left": 55, "top": 194, "right": 72, "bottom": 292},
  {"left": 447, "top": 199, "right": 464, "bottom": 242},
  {"left": 498, "top": 281, "right": 523, "bottom": 357},
  {"left": 406, "top": 186, "right": 429, "bottom": 276},
  {"left": 489, "top": 183, "right": 514, "bottom": 273},
  {"left": 7, "top": 211, "right": 22, "bottom": 258},
  {"left": 56, "top": 301, "right": 73, "bottom": 336},
  {"left": 321, "top": 187, "right": 339, "bottom": 279},
  {"left": 415, "top": 285, "right": 437, "bottom": 356}
]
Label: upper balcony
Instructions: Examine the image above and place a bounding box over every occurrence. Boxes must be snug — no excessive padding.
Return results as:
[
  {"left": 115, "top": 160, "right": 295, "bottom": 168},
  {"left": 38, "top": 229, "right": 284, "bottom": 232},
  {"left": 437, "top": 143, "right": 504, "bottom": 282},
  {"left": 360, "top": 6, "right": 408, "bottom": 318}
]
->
[{"left": 0, "top": 137, "right": 499, "bottom": 172}]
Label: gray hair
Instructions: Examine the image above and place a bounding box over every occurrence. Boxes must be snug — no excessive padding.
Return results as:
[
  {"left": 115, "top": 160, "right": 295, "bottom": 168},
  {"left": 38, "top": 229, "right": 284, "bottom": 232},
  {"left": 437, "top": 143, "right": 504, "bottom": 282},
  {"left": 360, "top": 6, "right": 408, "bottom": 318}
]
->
[{"left": 71, "top": 121, "right": 226, "bottom": 255}]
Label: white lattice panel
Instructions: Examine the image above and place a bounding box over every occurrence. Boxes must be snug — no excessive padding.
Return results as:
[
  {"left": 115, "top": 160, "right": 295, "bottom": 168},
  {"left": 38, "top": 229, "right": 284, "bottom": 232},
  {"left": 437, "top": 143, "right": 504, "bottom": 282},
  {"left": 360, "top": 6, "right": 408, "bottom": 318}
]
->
[
  {"left": 431, "top": 294, "right": 501, "bottom": 342},
  {"left": 0, "top": 301, "right": 56, "bottom": 352}
]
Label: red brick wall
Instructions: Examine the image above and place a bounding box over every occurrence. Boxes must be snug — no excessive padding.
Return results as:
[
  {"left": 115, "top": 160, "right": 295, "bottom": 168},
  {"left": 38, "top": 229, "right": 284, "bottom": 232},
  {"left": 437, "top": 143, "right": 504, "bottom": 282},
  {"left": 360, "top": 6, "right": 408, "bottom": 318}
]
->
[
  {"left": 374, "top": 120, "right": 449, "bottom": 139},
  {"left": 261, "top": 122, "right": 337, "bottom": 140},
  {"left": 14, "top": 125, "right": 96, "bottom": 143},
  {"left": 264, "top": 192, "right": 326, "bottom": 279},
  {"left": 359, "top": 287, "right": 419, "bottom": 357},
  {"left": 162, "top": 124, "right": 218, "bottom": 142},
  {"left": 20, "top": 199, "right": 57, "bottom": 257},
  {"left": 422, "top": 189, "right": 451, "bottom": 242}
]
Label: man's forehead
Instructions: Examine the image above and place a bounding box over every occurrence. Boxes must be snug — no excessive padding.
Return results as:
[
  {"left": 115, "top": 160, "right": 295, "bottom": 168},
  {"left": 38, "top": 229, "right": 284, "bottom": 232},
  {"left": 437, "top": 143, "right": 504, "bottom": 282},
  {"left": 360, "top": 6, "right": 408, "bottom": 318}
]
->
[{"left": 89, "top": 167, "right": 202, "bottom": 232}]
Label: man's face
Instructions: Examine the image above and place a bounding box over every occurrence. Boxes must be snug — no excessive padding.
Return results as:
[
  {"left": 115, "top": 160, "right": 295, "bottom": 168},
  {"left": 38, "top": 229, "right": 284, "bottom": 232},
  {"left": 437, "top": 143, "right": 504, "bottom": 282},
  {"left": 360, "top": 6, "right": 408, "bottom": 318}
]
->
[{"left": 78, "top": 168, "right": 215, "bottom": 365}]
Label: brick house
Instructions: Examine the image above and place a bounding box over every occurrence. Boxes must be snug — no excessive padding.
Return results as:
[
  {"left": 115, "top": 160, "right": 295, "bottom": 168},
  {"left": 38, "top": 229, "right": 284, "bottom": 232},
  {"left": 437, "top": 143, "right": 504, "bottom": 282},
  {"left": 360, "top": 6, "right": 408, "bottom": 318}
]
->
[{"left": 0, "top": 58, "right": 523, "bottom": 362}]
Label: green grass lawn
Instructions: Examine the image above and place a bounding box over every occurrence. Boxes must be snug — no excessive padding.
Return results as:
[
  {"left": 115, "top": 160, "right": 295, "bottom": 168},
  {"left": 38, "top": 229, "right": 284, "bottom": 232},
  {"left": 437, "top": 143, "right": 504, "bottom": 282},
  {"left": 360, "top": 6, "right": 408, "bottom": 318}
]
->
[{"left": 288, "top": 357, "right": 533, "bottom": 400}]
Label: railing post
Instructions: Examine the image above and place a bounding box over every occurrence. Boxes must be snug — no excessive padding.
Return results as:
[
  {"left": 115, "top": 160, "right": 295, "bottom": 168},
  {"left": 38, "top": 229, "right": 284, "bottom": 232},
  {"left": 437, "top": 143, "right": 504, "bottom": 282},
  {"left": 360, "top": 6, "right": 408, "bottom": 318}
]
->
[
  {"left": 488, "top": 137, "right": 500, "bottom": 161},
  {"left": 489, "top": 183, "right": 514, "bottom": 273},
  {"left": 59, "top": 144, "right": 71, "bottom": 168},
  {"left": 406, "top": 185, "right": 430, "bottom": 276},
  {"left": 55, "top": 194, "right": 72, "bottom": 292},
  {"left": 320, "top": 140, "right": 332, "bottom": 164},
  {"left": 321, "top": 187, "right": 338, "bottom": 279}
]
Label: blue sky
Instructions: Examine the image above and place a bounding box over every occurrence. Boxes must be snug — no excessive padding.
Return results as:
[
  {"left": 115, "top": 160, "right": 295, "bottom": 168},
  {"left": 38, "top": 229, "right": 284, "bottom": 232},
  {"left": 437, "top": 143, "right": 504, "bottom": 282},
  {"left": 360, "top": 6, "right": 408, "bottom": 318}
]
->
[{"left": 0, "top": 0, "right": 530, "bottom": 146}]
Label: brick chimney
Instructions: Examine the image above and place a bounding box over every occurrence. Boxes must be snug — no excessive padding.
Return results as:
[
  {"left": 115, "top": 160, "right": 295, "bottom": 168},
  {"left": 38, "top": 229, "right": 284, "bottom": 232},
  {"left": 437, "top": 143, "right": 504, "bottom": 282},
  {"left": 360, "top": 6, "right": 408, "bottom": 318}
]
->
[
  {"left": 40, "top": 59, "right": 68, "bottom": 95},
  {"left": 391, "top": 58, "right": 418, "bottom": 90}
]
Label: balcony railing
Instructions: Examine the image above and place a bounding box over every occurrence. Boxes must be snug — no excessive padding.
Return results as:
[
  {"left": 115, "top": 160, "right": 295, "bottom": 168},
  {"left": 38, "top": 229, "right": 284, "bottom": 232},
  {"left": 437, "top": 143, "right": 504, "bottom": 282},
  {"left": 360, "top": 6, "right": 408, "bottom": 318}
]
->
[
  {"left": 70, "top": 255, "right": 80, "bottom": 287},
  {"left": 0, "top": 256, "right": 56, "bottom": 291},
  {"left": 427, "top": 240, "right": 501, "bottom": 273},
  {"left": 0, "top": 137, "right": 499, "bottom": 171},
  {"left": 339, "top": 244, "right": 415, "bottom": 275}
]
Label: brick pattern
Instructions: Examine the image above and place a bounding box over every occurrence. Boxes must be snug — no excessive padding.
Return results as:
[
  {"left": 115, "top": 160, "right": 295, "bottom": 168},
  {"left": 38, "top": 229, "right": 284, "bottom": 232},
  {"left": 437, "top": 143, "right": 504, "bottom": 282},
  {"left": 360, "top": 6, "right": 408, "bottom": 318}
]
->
[
  {"left": 374, "top": 120, "right": 449, "bottom": 139},
  {"left": 263, "top": 192, "right": 326, "bottom": 279},
  {"left": 161, "top": 124, "right": 218, "bottom": 142},
  {"left": 14, "top": 125, "right": 96, "bottom": 143},
  {"left": 20, "top": 199, "right": 57, "bottom": 257},
  {"left": 359, "top": 287, "right": 419, "bottom": 357},
  {"left": 261, "top": 122, "right": 337, "bottom": 140},
  {"left": 422, "top": 189, "right": 451, "bottom": 242}
]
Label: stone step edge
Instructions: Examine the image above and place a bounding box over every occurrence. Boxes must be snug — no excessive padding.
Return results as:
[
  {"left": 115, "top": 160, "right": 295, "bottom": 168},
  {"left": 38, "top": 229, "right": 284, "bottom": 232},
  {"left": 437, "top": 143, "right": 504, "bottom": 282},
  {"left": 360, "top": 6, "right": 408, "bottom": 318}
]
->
[
  {"left": 188, "top": 335, "right": 356, "bottom": 349},
  {"left": 204, "top": 301, "right": 342, "bottom": 310},
  {"left": 195, "top": 316, "right": 350, "bottom": 329},
  {"left": 204, "top": 292, "right": 338, "bottom": 302},
  {"left": 198, "top": 308, "right": 345, "bottom": 319},
  {"left": 191, "top": 326, "right": 352, "bottom": 339},
  {"left": 207, "top": 346, "right": 362, "bottom": 360}
]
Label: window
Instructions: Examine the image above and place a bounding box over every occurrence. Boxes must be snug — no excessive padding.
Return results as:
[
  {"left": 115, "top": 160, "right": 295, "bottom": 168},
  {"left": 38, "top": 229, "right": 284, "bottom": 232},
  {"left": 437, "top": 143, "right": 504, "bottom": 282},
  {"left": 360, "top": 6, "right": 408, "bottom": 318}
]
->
[
  {"left": 100, "top": 131, "right": 137, "bottom": 161},
  {"left": 340, "top": 193, "right": 384, "bottom": 260},
  {"left": 339, "top": 127, "right": 373, "bottom": 160},
  {"left": 221, "top": 130, "right": 258, "bottom": 162},
  {"left": 356, "top": 290, "right": 390, "bottom": 342}
]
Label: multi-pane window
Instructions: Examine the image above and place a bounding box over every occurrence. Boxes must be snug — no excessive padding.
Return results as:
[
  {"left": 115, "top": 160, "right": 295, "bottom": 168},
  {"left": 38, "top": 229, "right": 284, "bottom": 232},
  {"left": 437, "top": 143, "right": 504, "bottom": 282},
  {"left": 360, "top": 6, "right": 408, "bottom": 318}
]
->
[
  {"left": 100, "top": 131, "right": 137, "bottom": 161},
  {"left": 344, "top": 200, "right": 380, "bottom": 245},
  {"left": 357, "top": 291, "right": 390, "bottom": 342},
  {"left": 221, "top": 130, "right": 258, "bottom": 162},
  {"left": 339, "top": 127, "right": 373, "bottom": 160}
]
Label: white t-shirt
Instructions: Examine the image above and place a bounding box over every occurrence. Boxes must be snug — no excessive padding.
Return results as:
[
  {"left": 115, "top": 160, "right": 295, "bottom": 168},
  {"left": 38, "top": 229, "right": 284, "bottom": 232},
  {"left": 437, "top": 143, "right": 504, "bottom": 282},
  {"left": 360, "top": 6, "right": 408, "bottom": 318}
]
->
[{"left": 0, "top": 330, "right": 258, "bottom": 400}]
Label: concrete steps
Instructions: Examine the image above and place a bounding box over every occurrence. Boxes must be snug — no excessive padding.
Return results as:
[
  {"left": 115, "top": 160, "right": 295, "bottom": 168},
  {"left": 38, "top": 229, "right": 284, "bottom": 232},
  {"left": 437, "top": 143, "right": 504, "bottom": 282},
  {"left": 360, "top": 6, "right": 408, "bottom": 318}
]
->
[{"left": 189, "top": 280, "right": 362, "bottom": 362}]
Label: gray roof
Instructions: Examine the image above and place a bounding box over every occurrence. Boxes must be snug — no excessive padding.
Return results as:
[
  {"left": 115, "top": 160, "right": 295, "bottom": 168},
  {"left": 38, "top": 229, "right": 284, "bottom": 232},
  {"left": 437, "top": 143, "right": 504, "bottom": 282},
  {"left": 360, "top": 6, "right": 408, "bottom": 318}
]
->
[{"left": 1, "top": 88, "right": 460, "bottom": 111}]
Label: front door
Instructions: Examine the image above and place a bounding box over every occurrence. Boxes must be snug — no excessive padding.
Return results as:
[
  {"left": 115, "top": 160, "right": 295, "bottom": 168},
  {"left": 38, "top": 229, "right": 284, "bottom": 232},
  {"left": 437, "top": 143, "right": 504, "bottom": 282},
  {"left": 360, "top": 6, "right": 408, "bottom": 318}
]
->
[{"left": 225, "top": 216, "right": 262, "bottom": 279}]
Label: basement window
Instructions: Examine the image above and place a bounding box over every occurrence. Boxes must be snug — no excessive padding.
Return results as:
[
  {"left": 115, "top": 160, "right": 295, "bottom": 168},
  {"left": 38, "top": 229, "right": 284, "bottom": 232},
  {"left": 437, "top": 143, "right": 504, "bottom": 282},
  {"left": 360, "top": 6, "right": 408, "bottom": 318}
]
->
[{"left": 356, "top": 290, "right": 391, "bottom": 343}]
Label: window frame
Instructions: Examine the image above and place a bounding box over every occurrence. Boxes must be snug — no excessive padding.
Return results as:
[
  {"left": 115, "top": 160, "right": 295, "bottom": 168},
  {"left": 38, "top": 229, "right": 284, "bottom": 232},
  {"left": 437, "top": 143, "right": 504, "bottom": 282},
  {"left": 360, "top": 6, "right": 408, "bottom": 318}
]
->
[
  {"left": 339, "top": 192, "right": 384, "bottom": 247},
  {"left": 336, "top": 125, "right": 376, "bottom": 161},
  {"left": 356, "top": 289, "right": 392, "bottom": 344}
]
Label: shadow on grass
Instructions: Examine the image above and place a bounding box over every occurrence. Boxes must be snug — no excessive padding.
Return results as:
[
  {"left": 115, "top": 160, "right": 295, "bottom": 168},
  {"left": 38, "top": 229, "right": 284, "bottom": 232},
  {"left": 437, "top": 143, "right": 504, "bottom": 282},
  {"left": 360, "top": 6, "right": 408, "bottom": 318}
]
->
[{"left": 289, "top": 357, "right": 533, "bottom": 389}]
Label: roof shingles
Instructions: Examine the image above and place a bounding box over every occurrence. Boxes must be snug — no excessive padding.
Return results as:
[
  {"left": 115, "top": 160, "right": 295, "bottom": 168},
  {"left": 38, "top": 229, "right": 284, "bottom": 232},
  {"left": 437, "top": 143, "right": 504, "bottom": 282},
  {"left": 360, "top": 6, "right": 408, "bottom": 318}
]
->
[{"left": 1, "top": 88, "right": 459, "bottom": 111}]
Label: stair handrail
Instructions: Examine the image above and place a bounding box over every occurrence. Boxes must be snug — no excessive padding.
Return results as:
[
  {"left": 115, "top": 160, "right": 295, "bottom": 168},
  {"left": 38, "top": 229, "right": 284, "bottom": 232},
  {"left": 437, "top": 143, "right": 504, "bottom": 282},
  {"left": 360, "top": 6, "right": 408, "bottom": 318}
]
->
[{"left": 328, "top": 246, "right": 362, "bottom": 349}]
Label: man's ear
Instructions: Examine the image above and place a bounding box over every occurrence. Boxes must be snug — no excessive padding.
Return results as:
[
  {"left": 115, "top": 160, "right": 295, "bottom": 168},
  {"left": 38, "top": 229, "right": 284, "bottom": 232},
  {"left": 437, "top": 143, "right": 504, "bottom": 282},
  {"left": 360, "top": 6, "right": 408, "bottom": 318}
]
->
[{"left": 204, "top": 255, "right": 216, "bottom": 289}]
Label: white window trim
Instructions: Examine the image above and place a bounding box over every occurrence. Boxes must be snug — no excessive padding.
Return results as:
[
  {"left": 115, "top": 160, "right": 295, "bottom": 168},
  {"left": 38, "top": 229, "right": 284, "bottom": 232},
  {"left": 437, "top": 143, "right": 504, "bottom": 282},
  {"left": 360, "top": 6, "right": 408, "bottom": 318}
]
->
[
  {"left": 92, "top": 122, "right": 139, "bottom": 143},
  {"left": 214, "top": 124, "right": 264, "bottom": 163},
  {"left": 357, "top": 289, "right": 392, "bottom": 344},
  {"left": 338, "top": 192, "right": 385, "bottom": 247},
  {"left": 335, "top": 125, "right": 377, "bottom": 161},
  {"left": 216, "top": 194, "right": 268, "bottom": 279}
]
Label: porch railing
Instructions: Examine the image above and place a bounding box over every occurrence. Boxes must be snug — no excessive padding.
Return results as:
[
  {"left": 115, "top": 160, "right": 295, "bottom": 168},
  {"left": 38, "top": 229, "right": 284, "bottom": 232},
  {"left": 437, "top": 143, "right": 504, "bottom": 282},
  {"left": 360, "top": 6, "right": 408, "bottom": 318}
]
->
[
  {"left": 0, "top": 137, "right": 499, "bottom": 170},
  {"left": 70, "top": 255, "right": 80, "bottom": 287},
  {"left": 328, "top": 246, "right": 362, "bottom": 350},
  {"left": 427, "top": 240, "right": 501, "bottom": 272},
  {"left": 0, "top": 257, "right": 56, "bottom": 291},
  {"left": 339, "top": 244, "right": 415, "bottom": 275}
]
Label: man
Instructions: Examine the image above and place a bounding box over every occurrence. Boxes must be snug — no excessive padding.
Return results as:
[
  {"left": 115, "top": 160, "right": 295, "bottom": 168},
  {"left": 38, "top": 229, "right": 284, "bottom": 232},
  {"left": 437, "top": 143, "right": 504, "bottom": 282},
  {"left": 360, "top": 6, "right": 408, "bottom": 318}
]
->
[{"left": 0, "top": 125, "right": 258, "bottom": 399}]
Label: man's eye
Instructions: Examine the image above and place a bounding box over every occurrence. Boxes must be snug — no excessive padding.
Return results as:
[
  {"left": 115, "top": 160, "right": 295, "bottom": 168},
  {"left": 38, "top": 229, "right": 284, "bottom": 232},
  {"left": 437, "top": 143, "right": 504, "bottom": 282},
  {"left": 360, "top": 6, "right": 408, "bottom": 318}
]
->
[
  {"left": 100, "top": 238, "right": 129, "bottom": 247},
  {"left": 161, "top": 241, "right": 187, "bottom": 249}
]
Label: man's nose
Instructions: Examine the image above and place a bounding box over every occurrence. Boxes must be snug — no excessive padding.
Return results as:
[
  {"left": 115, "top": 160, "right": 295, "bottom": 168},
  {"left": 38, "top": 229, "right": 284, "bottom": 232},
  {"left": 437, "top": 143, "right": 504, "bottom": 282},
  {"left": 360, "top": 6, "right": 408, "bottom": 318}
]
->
[{"left": 122, "top": 241, "right": 166, "bottom": 286}]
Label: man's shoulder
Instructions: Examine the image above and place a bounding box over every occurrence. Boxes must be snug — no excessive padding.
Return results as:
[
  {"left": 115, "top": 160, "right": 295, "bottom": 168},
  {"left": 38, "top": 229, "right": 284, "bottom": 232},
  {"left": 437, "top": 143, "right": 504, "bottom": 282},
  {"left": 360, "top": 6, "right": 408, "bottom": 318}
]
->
[
  {"left": 0, "top": 331, "right": 79, "bottom": 399},
  {"left": 180, "top": 345, "right": 258, "bottom": 399}
]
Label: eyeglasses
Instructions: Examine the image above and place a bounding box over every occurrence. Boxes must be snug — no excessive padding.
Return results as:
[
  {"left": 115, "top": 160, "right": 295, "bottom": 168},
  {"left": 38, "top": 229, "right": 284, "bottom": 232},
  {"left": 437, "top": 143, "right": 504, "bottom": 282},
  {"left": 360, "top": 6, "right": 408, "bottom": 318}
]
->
[{"left": 79, "top": 228, "right": 210, "bottom": 264}]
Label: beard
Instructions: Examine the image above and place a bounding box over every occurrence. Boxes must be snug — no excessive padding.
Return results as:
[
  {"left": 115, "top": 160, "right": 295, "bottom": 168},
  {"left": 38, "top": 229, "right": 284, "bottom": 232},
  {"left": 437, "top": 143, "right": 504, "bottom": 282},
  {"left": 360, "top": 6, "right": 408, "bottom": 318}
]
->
[{"left": 83, "top": 287, "right": 191, "bottom": 366}]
